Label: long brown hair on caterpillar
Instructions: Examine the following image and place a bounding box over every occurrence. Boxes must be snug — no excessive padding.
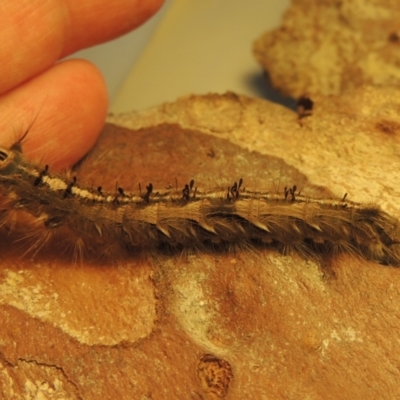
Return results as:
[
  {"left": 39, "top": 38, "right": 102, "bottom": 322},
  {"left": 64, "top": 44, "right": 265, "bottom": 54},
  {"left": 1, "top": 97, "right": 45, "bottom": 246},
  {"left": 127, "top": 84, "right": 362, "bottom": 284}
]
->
[{"left": 0, "top": 140, "right": 399, "bottom": 265}]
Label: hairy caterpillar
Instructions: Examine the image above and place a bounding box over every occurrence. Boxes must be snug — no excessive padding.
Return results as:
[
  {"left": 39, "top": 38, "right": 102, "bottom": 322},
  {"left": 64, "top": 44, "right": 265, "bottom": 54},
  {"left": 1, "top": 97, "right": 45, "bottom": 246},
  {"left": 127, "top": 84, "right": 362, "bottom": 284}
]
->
[{"left": 0, "top": 140, "right": 399, "bottom": 265}]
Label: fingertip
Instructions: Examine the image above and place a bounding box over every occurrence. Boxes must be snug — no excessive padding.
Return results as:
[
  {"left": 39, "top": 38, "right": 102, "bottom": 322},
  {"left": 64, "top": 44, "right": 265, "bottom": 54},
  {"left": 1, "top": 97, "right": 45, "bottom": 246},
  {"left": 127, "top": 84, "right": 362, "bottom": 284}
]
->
[
  {"left": 0, "top": 59, "right": 108, "bottom": 170},
  {"left": 63, "top": 0, "right": 166, "bottom": 54}
]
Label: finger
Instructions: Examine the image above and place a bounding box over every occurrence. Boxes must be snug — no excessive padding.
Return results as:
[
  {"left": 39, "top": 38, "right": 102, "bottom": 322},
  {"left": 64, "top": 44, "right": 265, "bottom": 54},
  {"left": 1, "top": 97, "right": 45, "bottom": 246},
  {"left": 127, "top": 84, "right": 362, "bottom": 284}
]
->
[
  {"left": 1, "top": 0, "right": 164, "bottom": 93},
  {"left": 62, "top": 0, "right": 165, "bottom": 55},
  {"left": 0, "top": 59, "right": 108, "bottom": 171}
]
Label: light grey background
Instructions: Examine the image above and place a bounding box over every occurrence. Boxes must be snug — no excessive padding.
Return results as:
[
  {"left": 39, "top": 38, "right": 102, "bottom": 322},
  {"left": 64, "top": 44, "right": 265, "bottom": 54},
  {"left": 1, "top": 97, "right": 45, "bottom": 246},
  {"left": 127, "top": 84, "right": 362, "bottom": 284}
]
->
[{"left": 66, "top": 0, "right": 291, "bottom": 112}]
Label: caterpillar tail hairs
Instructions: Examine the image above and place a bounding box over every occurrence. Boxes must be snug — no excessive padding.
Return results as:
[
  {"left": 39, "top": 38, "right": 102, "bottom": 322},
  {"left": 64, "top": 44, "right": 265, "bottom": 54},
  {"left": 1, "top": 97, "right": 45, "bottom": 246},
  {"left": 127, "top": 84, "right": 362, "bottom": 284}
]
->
[{"left": 0, "top": 141, "right": 399, "bottom": 266}]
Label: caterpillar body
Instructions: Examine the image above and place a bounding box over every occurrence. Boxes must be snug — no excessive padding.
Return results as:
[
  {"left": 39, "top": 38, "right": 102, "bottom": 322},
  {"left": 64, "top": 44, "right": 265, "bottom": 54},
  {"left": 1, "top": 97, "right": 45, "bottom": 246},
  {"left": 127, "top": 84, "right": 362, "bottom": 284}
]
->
[{"left": 0, "top": 142, "right": 399, "bottom": 265}]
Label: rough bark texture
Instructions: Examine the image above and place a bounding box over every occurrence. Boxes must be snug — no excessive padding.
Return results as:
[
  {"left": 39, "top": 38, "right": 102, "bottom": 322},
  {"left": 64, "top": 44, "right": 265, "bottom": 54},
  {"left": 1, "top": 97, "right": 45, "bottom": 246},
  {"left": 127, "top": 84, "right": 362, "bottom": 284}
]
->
[
  {"left": 1, "top": 89, "right": 400, "bottom": 399},
  {"left": 253, "top": 0, "right": 400, "bottom": 97}
]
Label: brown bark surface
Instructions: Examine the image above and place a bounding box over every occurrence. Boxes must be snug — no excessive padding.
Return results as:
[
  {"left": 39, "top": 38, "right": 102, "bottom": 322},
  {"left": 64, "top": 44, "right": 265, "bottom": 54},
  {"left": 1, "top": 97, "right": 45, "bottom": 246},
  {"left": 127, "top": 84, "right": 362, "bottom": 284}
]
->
[
  {"left": 1, "top": 89, "right": 400, "bottom": 399},
  {"left": 253, "top": 0, "right": 400, "bottom": 97}
]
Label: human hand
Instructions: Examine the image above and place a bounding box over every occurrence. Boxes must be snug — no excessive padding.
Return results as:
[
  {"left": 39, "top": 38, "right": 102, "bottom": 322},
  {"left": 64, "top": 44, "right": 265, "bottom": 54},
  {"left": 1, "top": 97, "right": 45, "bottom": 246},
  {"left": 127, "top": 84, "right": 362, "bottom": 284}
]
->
[{"left": 0, "top": 0, "right": 164, "bottom": 170}]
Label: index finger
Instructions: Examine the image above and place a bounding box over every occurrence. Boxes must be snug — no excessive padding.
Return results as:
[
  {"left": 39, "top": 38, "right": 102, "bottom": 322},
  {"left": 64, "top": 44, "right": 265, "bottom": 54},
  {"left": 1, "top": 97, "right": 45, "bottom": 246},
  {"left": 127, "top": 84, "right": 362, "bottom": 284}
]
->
[{"left": 1, "top": 0, "right": 164, "bottom": 94}]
